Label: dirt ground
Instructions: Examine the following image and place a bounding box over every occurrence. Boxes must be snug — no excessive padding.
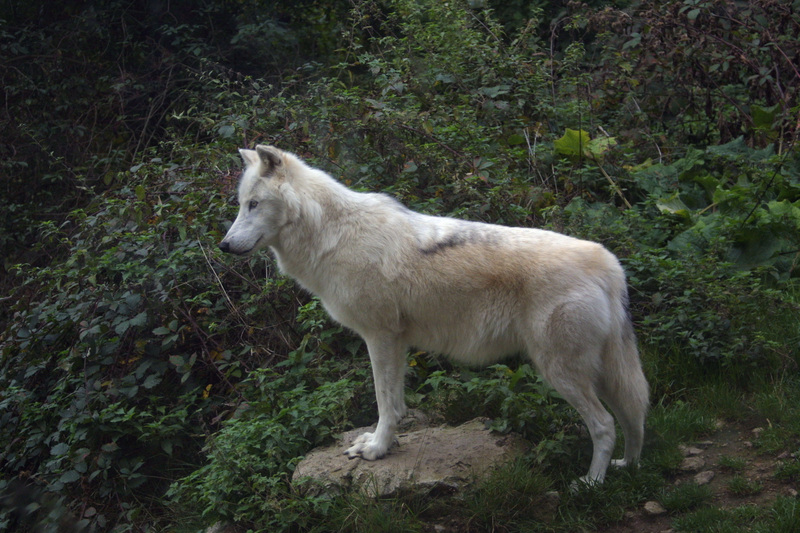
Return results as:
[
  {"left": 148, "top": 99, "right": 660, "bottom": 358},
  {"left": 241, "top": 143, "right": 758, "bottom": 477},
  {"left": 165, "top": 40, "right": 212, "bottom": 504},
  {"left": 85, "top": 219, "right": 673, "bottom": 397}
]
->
[{"left": 603, "top": 420, "right": 799, "bottom": 533}]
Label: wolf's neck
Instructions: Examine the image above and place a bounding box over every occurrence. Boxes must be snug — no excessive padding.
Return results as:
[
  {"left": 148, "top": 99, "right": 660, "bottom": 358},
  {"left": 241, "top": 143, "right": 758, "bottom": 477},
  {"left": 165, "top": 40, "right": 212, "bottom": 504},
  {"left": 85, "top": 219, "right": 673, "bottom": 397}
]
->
[{"left": 270, "top": 177, "right": 360, "bottom": 292}]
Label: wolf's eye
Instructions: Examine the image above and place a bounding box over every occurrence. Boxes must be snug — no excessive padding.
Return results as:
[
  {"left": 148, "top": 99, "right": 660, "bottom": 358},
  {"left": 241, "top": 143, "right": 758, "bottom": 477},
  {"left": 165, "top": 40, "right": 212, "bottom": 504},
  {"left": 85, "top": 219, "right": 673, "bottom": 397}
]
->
[{"left": 248, "top": 200, "right": 259, "bottom": 210}]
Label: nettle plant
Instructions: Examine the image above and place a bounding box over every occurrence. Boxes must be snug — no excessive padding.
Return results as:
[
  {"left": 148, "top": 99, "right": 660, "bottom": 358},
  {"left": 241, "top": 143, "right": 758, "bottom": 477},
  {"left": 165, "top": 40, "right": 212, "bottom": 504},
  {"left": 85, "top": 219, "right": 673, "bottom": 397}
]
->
[{"left": 0, "top": 150, "right": 306, "bottom": 529}]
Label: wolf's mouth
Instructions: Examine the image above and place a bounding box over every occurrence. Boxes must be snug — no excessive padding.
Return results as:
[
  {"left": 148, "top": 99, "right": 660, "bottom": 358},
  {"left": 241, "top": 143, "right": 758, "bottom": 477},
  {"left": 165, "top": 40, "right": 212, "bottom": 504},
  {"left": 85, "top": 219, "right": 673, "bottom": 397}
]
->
[
  {"left": 219, "top": 235, "right": 263, "bottom": 255},
  {"left": 239, "top": 236, "right": 264, "bottom": 255}
]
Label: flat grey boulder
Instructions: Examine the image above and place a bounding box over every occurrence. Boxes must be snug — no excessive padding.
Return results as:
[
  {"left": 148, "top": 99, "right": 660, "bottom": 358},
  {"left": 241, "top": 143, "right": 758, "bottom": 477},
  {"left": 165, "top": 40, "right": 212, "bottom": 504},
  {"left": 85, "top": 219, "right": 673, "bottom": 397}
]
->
[{"left": 292, "top": 415, "right": 528, "bottom": 498}]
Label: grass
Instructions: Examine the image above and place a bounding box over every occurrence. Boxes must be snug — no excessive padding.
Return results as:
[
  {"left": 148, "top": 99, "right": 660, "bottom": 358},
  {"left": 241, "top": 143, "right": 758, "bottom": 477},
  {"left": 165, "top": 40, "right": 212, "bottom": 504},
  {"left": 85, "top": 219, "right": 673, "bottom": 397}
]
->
[
  {"left": 330, "top": 374, "right": 800, "bottom": 533},
  {"left": 717, "top": 455, "right": 747, "bottom": 472},
  {"left": 464, "top": 458, "right": 554, "bottom": 527},
  {"left": 672, "top": 505, "right": 760, "bottom": 533},
  {"left": 321, "top": 493, "right": 427, "bottom": 533},
  {"left": 727, "top": 475, "right": 763, "bottom": 497},
  {"left": 660, "top": 482, "right": 714, "bottom": 513},
  {"left": 289, "top": 341, "right": 800, "bottom": 533},
  {"left": 672, "top": 497, "right": 800, "bottom": 533},
  {"left": 774, "top": 458, "right": 800, "bottom": 483}
]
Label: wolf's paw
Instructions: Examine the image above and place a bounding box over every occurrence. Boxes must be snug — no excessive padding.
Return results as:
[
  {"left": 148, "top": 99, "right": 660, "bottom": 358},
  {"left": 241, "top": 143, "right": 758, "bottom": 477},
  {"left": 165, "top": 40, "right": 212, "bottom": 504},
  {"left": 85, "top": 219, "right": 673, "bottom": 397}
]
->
[
  {"left": 611, "top": 459, "right": 628, "bottom": 468},
  {"left": 344, "top": 432, "right": 389, "bottom": 461},
  {"left": 569, "top": 474, "right": 602, "bottom": 493}
]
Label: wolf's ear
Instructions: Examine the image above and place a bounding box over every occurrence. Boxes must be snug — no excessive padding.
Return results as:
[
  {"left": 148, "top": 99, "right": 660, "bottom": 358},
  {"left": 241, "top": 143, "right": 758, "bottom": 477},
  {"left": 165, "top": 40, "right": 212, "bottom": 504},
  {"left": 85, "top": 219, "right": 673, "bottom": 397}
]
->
[
  {"left": 255, "top": 145, "right": 283, "bottom": 174},
  {"left": 239, "top": 148, "right": 260, "bottom": 168}
]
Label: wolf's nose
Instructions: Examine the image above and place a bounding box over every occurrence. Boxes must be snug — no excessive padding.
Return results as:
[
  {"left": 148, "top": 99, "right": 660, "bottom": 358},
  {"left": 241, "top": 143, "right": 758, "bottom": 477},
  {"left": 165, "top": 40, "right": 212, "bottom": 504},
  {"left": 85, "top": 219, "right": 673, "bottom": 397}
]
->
[{"left": 218, "top": 241, "right": 230, "bottom": 253}]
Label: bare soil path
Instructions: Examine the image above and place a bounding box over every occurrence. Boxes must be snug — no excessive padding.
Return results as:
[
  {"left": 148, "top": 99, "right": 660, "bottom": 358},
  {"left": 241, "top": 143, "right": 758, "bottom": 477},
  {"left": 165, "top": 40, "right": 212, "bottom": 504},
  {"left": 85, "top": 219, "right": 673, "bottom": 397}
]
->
[{"left": 603, "top": 420, "right": 798, "bottom": 533}]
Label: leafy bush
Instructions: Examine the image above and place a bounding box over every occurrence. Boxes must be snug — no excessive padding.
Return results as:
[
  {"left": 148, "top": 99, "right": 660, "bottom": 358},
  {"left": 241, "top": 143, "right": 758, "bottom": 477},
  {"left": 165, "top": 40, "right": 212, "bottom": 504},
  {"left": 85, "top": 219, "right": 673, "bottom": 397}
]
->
[
  {"left": 168, "top": 362, "right": 368, "bottom": 531},
  {"left": 0, "top": 146, "right": 309, "bottom": 530}
]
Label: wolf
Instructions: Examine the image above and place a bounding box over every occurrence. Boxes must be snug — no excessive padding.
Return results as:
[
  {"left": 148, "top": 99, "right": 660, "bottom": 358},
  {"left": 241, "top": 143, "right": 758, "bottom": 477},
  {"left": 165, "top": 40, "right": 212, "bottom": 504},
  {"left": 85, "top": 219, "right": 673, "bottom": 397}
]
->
[{"left": 218, "top": 145, "right": 649, "bottom": 485}]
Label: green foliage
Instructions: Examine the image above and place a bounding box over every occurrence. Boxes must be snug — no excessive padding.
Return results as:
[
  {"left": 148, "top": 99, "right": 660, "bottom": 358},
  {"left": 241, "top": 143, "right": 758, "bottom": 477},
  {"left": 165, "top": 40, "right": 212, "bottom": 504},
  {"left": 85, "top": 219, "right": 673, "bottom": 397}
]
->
[
  {"left": 672, "top": 497, "right": 800, "bottom": 533},
  {"left": 463, "top": 458, "right": 554, "bottom": 531},
  {"left": 0, "top": 146, "right": 309, "bottom": 530},
  {"left": 716, "top": 455, "right": 747, "bottom": 472},
  {"left": 413, "top": 363, "right": 576, "bottom": 449},
  {"left": 618, "top": 0, "right": 800, "bottom": 147},
  {"left": 660, "top": 482, "right": 714, "bottom": 513},
  {"left": 168, "top": 362, "right": 368, "bottom": 531},
  {"left": 727, "top": 475, "right": 763, "bottom": 497},
  {"left": 318, "top": 492, "right": 427, "bottom": 533}
]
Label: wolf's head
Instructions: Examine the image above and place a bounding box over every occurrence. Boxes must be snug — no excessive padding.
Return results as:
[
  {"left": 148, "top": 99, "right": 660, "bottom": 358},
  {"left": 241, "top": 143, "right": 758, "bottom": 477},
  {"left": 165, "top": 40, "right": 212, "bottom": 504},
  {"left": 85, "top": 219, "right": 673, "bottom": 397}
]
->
[{"left": 218, "top": 145, "right": 297, "bottom": 255}]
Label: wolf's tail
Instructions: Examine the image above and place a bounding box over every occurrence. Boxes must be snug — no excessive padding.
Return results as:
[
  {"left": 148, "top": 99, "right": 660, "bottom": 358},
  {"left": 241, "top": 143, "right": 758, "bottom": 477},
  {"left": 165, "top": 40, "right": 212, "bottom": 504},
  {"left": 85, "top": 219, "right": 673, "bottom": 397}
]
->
[{"left": 600, "top": 285, "right": 649, "bottom": 466}]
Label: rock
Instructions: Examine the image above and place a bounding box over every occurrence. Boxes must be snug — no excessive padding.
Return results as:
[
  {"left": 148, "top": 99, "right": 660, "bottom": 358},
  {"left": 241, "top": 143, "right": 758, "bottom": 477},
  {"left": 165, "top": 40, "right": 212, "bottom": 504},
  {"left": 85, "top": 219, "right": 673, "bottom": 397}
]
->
[
  {"left": 679, "top": 456, "right": 705, "bottom": 472},
  {"left": 694, "top": 470, "right": 715, "bottom": 485},
  {"left": 679, "top": 444, "right": 703, "bottom": 457},
  {"left": 292, "top": 417, "right": 529, "bottom": 498},
  {"left": 644, "top": 500, "right": 667, "bottom": 515},
  {"left": 539, "top": 491, "right": 561, "bottom": 522}
]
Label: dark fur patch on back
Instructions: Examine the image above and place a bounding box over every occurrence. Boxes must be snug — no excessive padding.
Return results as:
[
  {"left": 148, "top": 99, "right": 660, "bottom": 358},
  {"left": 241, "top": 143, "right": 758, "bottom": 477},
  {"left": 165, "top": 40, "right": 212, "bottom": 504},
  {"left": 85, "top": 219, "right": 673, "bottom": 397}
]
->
[
  {"left": 420, "top": 233, "right": 468, "bottom": 255},
  {"left": 419, "top": 227, "right": 496, "bottom": 255}
]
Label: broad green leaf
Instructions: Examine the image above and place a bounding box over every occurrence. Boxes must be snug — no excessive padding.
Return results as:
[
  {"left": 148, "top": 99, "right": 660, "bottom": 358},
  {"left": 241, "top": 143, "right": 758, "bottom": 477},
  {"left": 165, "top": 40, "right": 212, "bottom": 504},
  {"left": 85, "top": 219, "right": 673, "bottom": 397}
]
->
[
  {"left": 60, "top": 470, "right": 81, "bottom": 484},
  {"left": 554, "top": 128, "right": 590, "bottom": 158},
  {"left": 128, "top": 311, "right": 147, "bottom": 328},
  {"left": 161, "top": 440, "right": 174, "bottom": 456},
  {"left": 51, "top": 442, "right": 70, "bottom": 456},
  {"left": 506, "top": 134, "right": 525, "bottom": 146},
  {"left": 751, "top": 104, "right": 778, "bottom": 130},
  {"left": 585, "top": 136, "right": 617, "bottom": 161},
  {"left": 707, "top": 136, "right": 774, "bottom": 161},
  {"left": 656, "top": 193, "right": 691, "bottom": 219},
  {"left": 768, "top": 200, "right": 800, "bottom": 227},
  {"left": 218, "top": 124, "right": 235, "bottom": 138},
  {"left": 143, "top": 375, "right": 161, "bottom": 389}
]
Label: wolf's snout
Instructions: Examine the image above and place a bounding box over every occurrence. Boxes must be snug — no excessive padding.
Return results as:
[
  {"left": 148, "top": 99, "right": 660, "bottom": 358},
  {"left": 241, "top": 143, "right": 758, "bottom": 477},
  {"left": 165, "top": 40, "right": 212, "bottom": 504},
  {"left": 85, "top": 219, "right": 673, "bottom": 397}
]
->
[{"left": 218, "top": 240, "right": 231, "bottom": 253}]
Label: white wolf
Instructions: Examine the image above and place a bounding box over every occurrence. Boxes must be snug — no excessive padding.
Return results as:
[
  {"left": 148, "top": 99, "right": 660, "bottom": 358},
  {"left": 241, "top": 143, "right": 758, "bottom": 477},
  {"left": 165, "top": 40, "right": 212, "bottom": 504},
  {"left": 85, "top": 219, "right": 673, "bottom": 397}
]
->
[{"left": 219, "top": 145, "right": 649, "bottom": 484}]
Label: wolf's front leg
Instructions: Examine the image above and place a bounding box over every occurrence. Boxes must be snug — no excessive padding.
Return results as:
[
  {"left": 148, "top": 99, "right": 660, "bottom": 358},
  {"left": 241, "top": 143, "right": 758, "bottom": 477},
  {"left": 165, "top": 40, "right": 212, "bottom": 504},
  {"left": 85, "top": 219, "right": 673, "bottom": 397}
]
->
[{"left": 345, "top": 335, "right": 407, "bottom": 460}]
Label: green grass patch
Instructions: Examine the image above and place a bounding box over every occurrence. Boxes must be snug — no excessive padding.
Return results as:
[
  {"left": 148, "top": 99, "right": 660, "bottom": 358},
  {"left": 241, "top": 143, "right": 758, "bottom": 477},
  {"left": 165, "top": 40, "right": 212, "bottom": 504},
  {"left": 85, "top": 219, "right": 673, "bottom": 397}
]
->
[
  {"left": 717, "top": 455, "right": 747, "bottom": 472},
  {"left": 727, "top": 475, "right": 763, "bottom": 497},
  {"left": 672, "top": 505, "right": 760, "bottom": 533},
  {"left": 660, "top": 483, "right": 713, "bottom": 513},
  {"left": 672, "top": 497, "right": 800, "bottom": 533},
  {"left": 774, "top": 458, "right": 800, "bottom": 483}
]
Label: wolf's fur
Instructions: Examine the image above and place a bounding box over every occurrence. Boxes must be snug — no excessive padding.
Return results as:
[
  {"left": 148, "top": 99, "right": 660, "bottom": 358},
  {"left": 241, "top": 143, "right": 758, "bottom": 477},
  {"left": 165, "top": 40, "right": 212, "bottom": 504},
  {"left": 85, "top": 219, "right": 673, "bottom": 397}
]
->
[{"left": 219, "top": 145, "right": 649, "bottom": 484}]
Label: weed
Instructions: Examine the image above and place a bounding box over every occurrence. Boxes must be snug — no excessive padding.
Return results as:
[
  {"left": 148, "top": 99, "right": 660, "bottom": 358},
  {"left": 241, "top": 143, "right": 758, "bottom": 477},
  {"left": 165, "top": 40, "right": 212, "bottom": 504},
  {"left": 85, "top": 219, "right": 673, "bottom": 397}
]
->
[
  {"left": 727, "top": 475, "right": 763, "bottom": 497},
  {"left": 717, "top": 455, "right": 747, "bottom": 472},
  {"left": 759, "top": 496, "right": 800, "bottom": 533},
  {"left": 673, "top": 498, "right": 800, "bottom": 533},
  {"left": 672, "top": 505, "right": 760, "bottom": 533},
  {"left": 464, "top": 458, "right": 554, "bottom": 530},
  {"left": 321, "top": 493, "right": 425, "bottom": 533},
  {"left": 774, "top": 458, "right": 800, "bottom": 483},
  {"left": 660, "top": 483, "right": 713, "bottom": 513},
  {"left": 648, "top": 401, "right": 718, "bottom": 446}
]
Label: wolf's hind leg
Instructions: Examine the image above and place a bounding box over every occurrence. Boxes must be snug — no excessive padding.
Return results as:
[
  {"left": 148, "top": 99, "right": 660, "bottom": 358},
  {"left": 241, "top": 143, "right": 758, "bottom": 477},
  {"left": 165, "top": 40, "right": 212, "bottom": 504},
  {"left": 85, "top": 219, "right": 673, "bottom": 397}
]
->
[{"left": 345, "top": 335, "right": 407, "bottom": 460}]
